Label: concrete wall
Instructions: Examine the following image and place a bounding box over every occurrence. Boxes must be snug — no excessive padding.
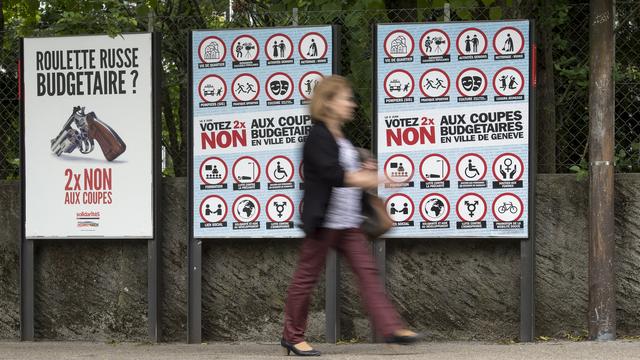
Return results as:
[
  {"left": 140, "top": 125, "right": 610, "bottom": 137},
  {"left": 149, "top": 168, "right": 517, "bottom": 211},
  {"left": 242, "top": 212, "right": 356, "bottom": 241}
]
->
[{"left": 0, "top": 174, "right": 639, "bottom": 342}]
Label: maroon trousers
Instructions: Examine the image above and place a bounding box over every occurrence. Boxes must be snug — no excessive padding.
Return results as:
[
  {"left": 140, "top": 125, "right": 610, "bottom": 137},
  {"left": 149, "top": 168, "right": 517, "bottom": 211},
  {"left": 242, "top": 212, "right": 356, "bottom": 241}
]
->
[{"left": 283, "top": 228, "right": 403, "bottom": 343}]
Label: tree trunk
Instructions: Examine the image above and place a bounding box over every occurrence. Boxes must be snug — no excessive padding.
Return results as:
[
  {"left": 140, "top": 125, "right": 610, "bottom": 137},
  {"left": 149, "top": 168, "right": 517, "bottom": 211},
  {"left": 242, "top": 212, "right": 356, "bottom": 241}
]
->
[{"left": 588, "top": 0, "right": 616, "bottom": 341}]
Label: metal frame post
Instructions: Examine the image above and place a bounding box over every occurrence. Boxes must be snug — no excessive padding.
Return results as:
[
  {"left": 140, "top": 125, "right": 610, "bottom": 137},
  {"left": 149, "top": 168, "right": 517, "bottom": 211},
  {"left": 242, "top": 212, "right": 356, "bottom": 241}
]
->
[
  {"left": 148, "top": 32, "right": 163, "bottom": 343},
  {"left": 370, "top": 24, "right": 387, "bottom": 344},
  {"left": 19, "top": 38, "right": 35, "bottom": 342},
  {"left": 519, "top": 20, "right": 537, "bottom": 343},
  {"left": 324, "top": 25, "right": 342, "bottom": 344},
  {"left": 187, "top": 29, "right": 203, "bottom": 345}
]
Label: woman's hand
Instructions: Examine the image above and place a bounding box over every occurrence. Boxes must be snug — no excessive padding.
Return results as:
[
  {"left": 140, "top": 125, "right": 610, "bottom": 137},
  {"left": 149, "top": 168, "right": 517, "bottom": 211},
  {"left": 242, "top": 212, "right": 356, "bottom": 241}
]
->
[
  {"left": 345, "top": 169, "right": 380, "bottom": 189},
  {"left": 361, "top": 159, "right": 377, "bottom": 171}
]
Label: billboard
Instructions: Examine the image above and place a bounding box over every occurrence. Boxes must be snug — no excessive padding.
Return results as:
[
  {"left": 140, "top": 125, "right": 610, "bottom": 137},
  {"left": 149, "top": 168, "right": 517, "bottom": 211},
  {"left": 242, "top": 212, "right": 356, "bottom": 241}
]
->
[
  {"left": 375, "top": 21, "right": 532, "bottom": 238},
  {"left": 191, "top": 26, "right": 335, "bottom": 238},
  {"left": 22, "top": 33, "right": 154, "bottom": 238}
]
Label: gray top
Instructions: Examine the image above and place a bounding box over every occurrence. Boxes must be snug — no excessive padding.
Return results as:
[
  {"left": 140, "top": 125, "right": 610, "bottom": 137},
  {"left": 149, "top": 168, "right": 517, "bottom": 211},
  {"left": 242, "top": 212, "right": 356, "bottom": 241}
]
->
[{"left": 323, "top": 137, "right": 363, "bottom": 229}]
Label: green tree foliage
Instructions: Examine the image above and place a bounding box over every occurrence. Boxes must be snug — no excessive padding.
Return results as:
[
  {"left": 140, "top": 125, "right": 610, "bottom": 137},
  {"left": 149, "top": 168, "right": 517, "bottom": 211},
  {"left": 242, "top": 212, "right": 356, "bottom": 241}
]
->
[{"left": 1, "top": 0, "right": 636, "bottom": 178}]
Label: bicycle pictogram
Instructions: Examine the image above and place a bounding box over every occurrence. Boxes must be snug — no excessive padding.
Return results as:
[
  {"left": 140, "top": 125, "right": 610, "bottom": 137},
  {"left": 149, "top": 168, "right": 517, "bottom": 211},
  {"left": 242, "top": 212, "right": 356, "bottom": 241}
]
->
[{"left": 498, "top": 201, "right": 518, "bottom": 214}]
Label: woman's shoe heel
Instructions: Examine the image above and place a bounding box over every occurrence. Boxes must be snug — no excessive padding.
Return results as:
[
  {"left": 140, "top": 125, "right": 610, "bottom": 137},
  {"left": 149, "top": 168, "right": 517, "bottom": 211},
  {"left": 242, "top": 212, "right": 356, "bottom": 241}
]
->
[
  {"left": 283, "top": 347, "right": 291, "bottom": 356},
  {"left": 280, "top": 338, "right": 321, "bottom": 356}
]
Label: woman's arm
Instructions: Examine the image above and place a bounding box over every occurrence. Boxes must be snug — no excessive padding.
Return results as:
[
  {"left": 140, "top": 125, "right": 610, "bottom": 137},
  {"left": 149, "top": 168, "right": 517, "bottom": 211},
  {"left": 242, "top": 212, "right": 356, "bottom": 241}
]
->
[{"left": 344, "top": 169, "right": 378, "bottom": 189}]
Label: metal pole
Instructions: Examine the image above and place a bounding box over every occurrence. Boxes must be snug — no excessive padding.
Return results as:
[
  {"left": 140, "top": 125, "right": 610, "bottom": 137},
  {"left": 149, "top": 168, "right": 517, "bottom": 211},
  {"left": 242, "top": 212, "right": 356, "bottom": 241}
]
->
[
  {"left": 19, "top": 38, "right": 34, "bottom": 342},
  {"left": 20, "top": 240, "right": 34, "bottom": 341},
  {"left": 148, "top": 239, "right": 160, "bottom": 342},
  {"left": 147, "top": 32, "right": 162, "bottom": 343},
  {"left": 370, "top": 24, "right": 386, "bottom": 344},
  {"left": 292, "top": 8, "right": 299, "bottom": 26},
  {"left": 520, "top": 20, "right": 537, "bottom": 343},
  {"left": 371, "top": 239, "right": 385, "bottom": 343},
  {"left": 588, "top": 0, "right": 616, "bottom": 341},
  {"left": 325, "top": 250, "right": 340, "bottom": 343},
  {"left": 227, "top": 0, "right": 234, "bottom": 22},
  {"left": 444, "top": 3, "right": 451, "bottom": 22},
  {"left": 324, "top": 25, "right": 341, "bottom": 344},
  {"left": 188, "top": 239, "right": 202, "bottom": 343},
  {"left": 187, "top": 30, "right": 202, "bottom": 344}
]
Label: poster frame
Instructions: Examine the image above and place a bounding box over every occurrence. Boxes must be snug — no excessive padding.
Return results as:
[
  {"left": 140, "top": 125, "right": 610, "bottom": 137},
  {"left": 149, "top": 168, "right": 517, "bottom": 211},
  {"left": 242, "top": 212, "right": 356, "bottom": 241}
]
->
[
  {"left": 371, "top": 20, "right": 536, "bottom": 342},
  {"left": 187, "top": 24, "right": 340, "bottom": 344},
  {"left": 19, "top": 32, "right": 162, "bottom": 342}
]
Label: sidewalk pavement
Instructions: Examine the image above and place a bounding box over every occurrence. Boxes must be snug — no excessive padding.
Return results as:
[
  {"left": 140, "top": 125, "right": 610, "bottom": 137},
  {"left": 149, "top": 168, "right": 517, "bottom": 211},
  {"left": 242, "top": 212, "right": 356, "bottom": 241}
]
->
[{"left": 1, "top": 340, "right": 640, "bottom": 360}]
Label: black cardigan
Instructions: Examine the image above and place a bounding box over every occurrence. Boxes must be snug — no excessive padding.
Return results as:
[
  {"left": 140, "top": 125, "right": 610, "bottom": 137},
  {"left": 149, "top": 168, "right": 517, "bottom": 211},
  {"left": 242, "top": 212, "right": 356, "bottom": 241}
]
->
[{"left": 301, "top": 121, "right": 370, "bottom": 236}]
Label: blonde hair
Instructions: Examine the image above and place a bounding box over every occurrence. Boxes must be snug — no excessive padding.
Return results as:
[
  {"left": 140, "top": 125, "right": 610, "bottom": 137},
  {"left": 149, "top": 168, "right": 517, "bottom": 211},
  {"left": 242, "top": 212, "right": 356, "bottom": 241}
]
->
[{"left": 309, "top": 75, "right": 352, "bottom": 123}]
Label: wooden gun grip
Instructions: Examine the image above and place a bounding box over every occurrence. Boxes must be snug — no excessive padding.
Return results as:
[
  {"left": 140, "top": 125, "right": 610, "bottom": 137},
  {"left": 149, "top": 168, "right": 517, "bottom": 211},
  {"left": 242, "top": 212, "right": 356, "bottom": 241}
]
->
[{"left": 86, "top": 112, "right": 126, "bottom": 161}]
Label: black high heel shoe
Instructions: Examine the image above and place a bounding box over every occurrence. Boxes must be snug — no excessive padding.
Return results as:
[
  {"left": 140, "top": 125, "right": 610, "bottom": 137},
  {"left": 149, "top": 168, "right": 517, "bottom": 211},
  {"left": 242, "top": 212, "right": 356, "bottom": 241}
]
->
[
  {"left": 281, "top": 338, "right": 321, "bottom": 356},
  {"left": 384, "top": 330, "right": 424, "bottom": 345}
]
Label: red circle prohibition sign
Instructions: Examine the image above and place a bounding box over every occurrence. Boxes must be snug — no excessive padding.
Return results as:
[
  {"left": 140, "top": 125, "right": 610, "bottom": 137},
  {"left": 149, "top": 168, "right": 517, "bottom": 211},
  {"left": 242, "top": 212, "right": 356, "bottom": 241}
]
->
[
  {"left": 199, "top": 195, "right": 227, "bottom": 223},
  {"left": 455, "top": 68, "right": 487, "bottom": 97},
  {"left": 232, "top": 194, "right": 261, "bottom": 222},
  {"left": 456, "top": 27, "right": 488, "bottom": 55},
  {"left": 455, "top": 193, "right": 487, "bottom": 222},
  {"left": 265, "top": 72, "right": 294, "bottom": 101},
  {"left": 232, "top": 156, "right": 261, "bottom": 183},
  {"left": 198, "top": 74, "right": 227, "bottom": 103},
  {"left": 385, "top": 193, "right": 415, "bottom": 222},
  {"left": 420, "top": 69, "right": 450, "bottom": 97},
  {"left": 266, "top": 155, "right": 295, "bottom": 183},
  {"left": 455, "top": 153, "right": 487, "bottom": 181},
  {"left": 267, "top": 194, "right": 295, "bottom": 222},
  {"left": 383, "top": 29, "right": 415, "bottom": 58},
  {"left": 383, "top": 69, "right": 415, "bottom": 99},
  {"left": 265, "top": 33, "right": 294, "bottom": 60},
  {"left": 298, "top": 71, "right": 324, "bottom": 100},
  {"left": 492, "top": 192, "right": 524, "bottom": 222},
  {"left": 493, "top": 26, "right": 525, "bottom": 55},
  {"left": 199, "top": 156, "right": 228, "bottom": 185},
  {"left": 198, "top": 36, "right": 226, "bottom": 63},
  {"left": 383, "top": 154, "right": 415, "bottom": 183},
  {"left": 231, "top": 34, "right": 260, "bottom": 61},
  {"left": 492, "top": 67, "right": 525, "bottom": 97},
  {"left": 231, "top": 73, "right": 260, "bottom": 102},
  {"left": 299, "top": 32, "right": 328, "bottom": 59},
  {"left": 419, "top": 154, "right": 450, "bottom": 182},
  {"left": 419, "top": 29, "right": 451, "bottom": 56},
  {"left": 419, "top": 193, "right": 450, "bottom": 222}
]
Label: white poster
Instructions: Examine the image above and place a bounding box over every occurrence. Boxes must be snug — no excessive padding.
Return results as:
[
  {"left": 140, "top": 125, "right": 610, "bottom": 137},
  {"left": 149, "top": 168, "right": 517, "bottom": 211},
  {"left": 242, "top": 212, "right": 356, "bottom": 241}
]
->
[
  {"left": 191, "top": 26, "right": 333, "bottom": 238},
  {"left": 23, "top": 34, "right": 154, "bottom": 238},
  {"left": 375, "top": 21, "right": 531, "bottom": 238}
]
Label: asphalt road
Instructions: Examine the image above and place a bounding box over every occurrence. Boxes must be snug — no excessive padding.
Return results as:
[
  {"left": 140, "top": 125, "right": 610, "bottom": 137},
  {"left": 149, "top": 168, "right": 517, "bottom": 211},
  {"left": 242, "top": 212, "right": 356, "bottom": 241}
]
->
[{"left": 1, "top": 340, "right": 639, "bottom": 359}]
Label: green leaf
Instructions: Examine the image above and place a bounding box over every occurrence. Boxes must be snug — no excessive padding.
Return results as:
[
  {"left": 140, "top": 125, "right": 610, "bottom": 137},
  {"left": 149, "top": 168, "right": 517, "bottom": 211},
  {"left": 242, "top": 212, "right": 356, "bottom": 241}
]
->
[
  {"left": 455, "top": 9, "right": 472, "bottom": 20},
  {"left": 489, "top": 6, "right": 502, "bottom": 20}
]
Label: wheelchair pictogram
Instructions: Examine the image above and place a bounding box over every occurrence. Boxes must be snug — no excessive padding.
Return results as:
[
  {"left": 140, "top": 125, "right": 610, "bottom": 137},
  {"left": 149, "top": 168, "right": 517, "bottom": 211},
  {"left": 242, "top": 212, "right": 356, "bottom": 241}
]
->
[
  {"left": 456, "top": 153, "right": 487, "bottom": 181},
  {"left": 267, "top": 155, "right": 294, "bottom": 183}
]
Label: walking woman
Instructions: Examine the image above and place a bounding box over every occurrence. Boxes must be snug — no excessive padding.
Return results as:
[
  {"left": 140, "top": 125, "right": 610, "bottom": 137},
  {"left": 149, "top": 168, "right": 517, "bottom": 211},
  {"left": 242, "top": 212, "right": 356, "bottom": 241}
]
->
[{"left": 281, "top": 75, "right": 420, "bottom": 356}]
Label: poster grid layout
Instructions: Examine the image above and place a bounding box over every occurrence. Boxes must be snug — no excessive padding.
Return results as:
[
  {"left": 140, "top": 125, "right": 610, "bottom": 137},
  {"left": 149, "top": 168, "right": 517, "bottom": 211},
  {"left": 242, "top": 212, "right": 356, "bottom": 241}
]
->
[
  {"left": 191, "top": 26, "right": 334, "bottom": 238},
  {"left": 375, "top": 21, "right": 532, "bottom": 238}
]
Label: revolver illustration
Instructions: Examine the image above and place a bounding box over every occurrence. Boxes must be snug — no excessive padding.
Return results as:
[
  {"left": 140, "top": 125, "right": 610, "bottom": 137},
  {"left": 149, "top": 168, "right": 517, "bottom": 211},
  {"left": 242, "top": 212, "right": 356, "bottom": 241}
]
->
[{"left": 50, "top": 106, "right": 126, "bottom": 161}]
